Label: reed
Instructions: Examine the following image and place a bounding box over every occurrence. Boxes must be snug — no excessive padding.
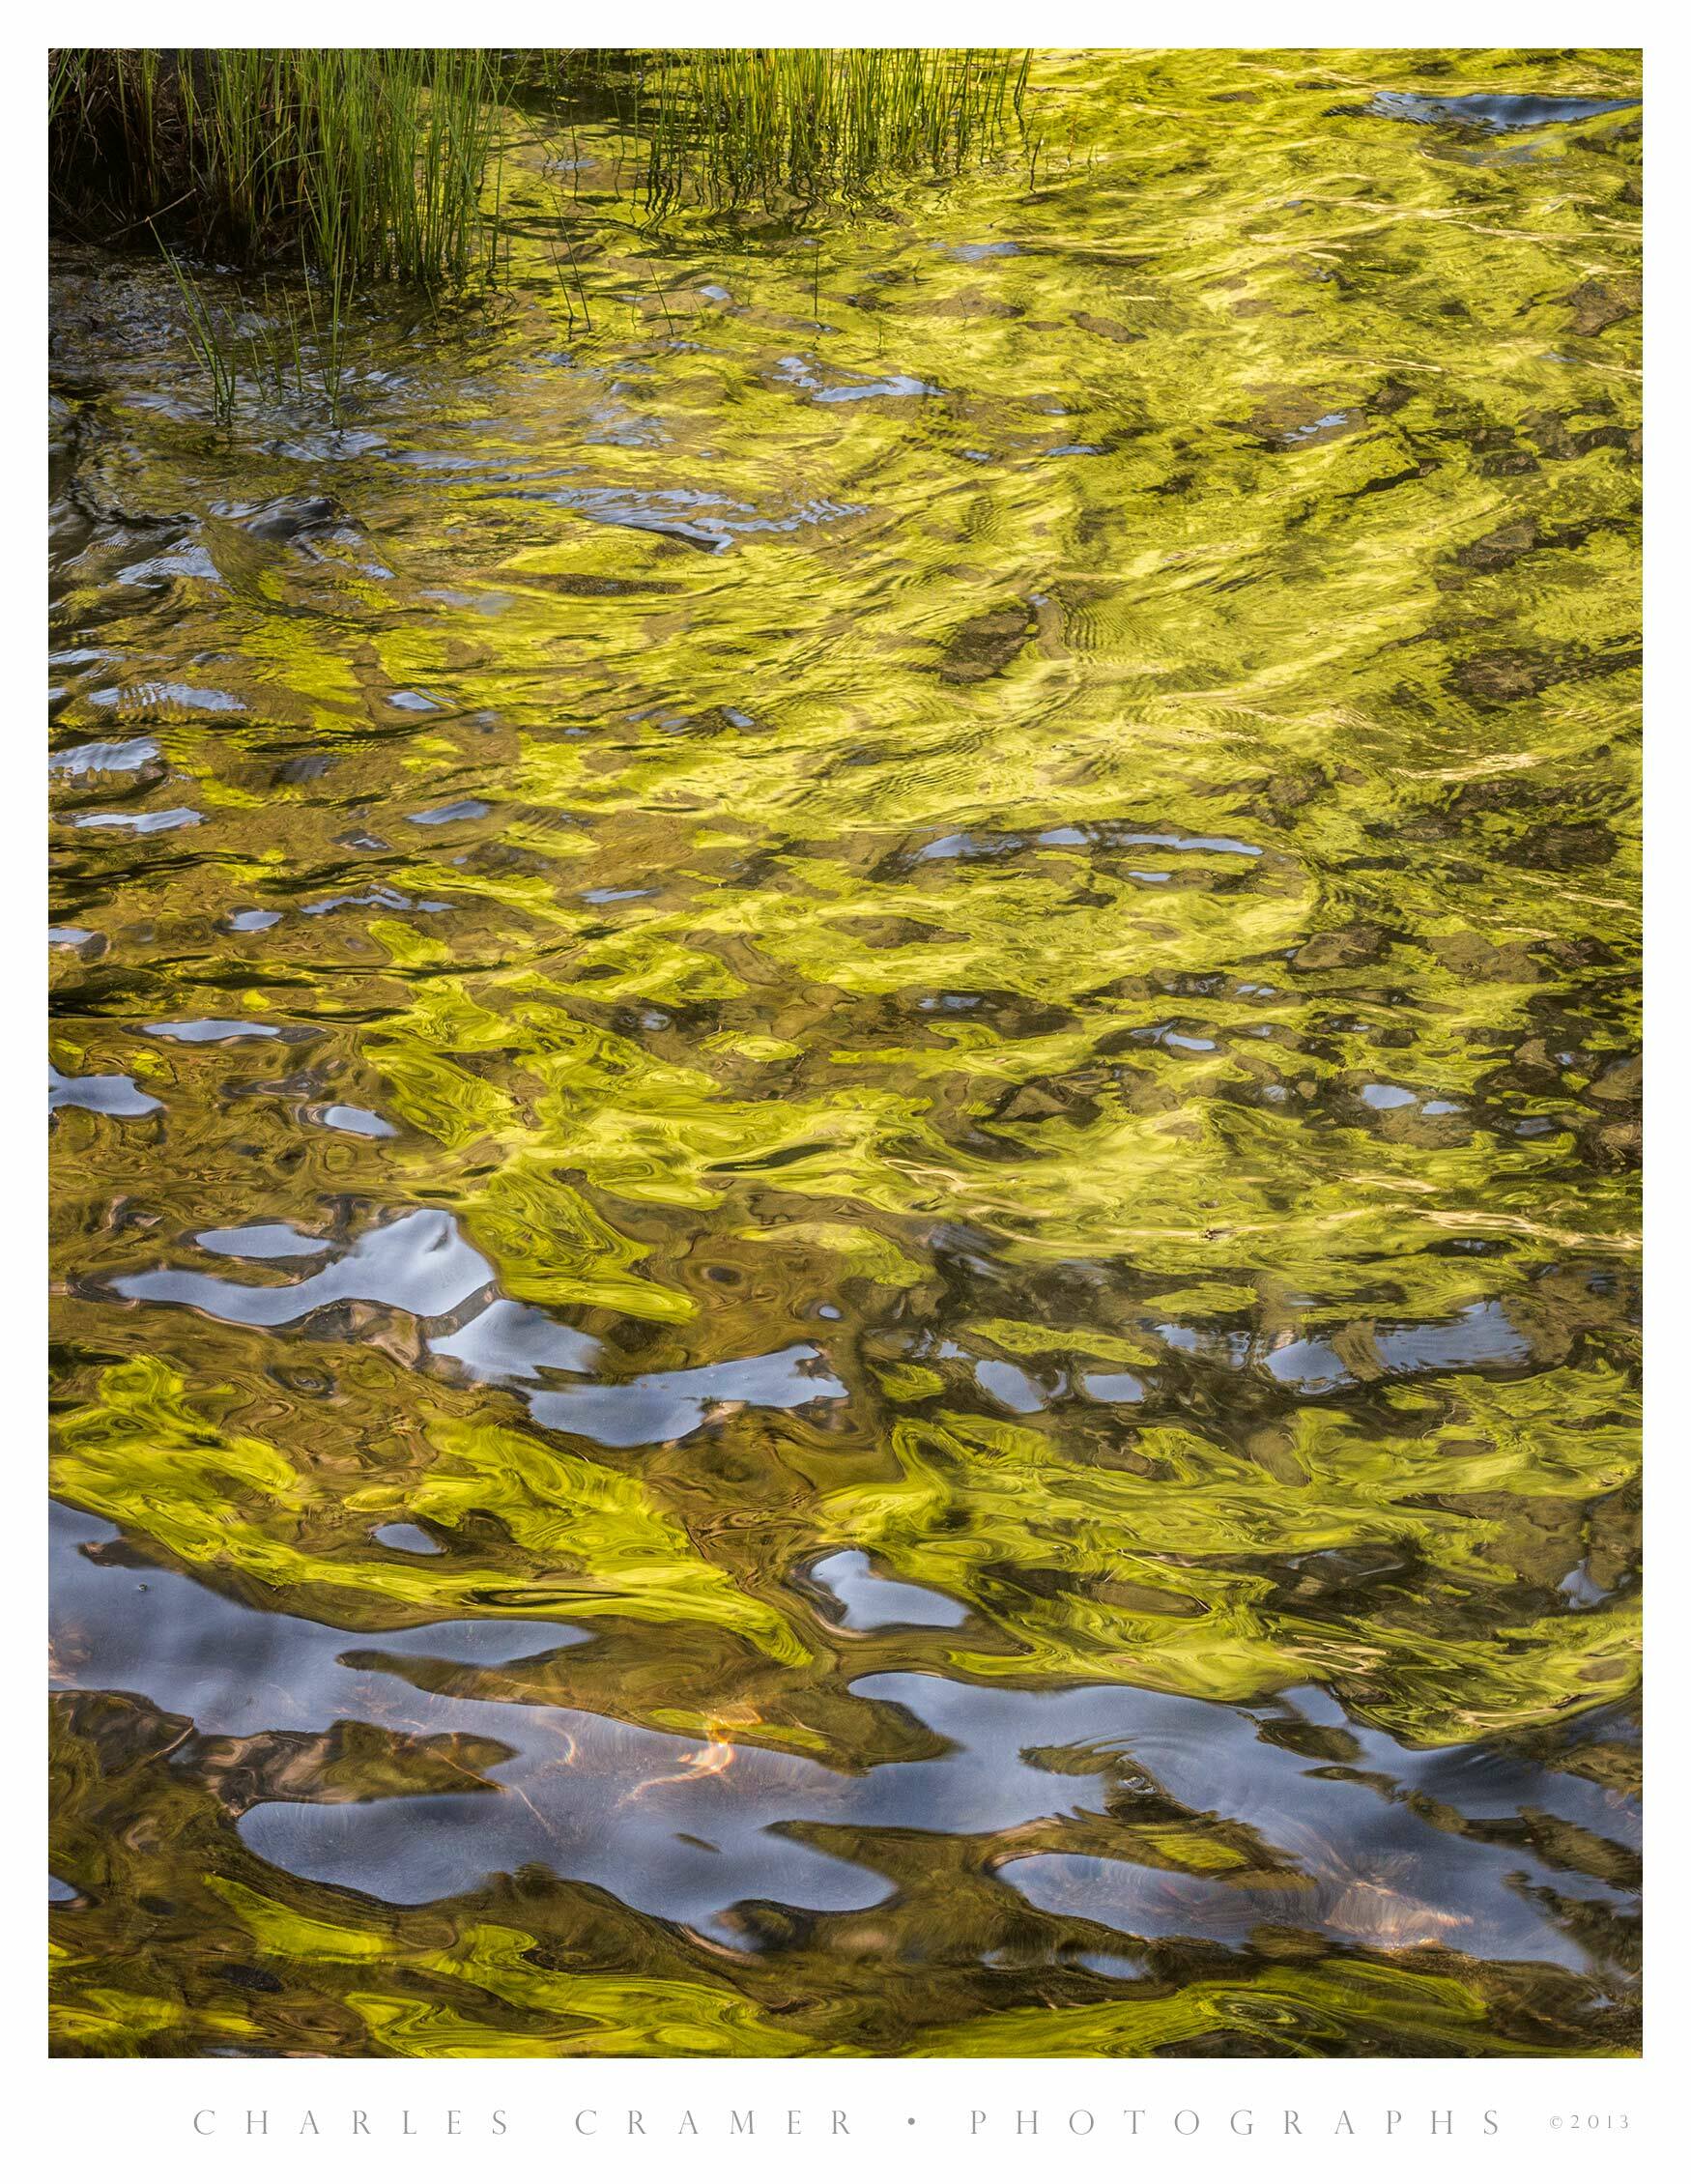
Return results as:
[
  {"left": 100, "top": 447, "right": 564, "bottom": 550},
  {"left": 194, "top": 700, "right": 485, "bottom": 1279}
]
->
[
  {"left": 540, "top": 47, "right": 1030, "bottom": 211},
  {"left": 49, "top": 44, "right": 1033, "bottom": 373},
  {"left": 142, "top": 236, "right": 365, "bottom": 435},
  {"left": 158, "top": 244, "right": 239, "bottom": 429},
  {"left": 49, "top": 48, "right": 506, "bottom": 286}
]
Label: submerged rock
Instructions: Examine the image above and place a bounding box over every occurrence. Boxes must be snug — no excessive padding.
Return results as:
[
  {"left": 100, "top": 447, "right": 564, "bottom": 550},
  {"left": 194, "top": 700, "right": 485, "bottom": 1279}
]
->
[
  {"left": 936, "top": 603, "right": 1037, "bottom": 683},
  {"left": 1365, "top": 91, "right": 1638, "bottom": 132}
]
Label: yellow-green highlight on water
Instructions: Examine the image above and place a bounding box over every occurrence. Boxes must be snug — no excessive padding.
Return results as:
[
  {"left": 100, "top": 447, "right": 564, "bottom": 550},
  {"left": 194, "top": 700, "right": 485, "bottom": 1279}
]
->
[{"left": 49, "top": 47, "right": 1640, "bottom": 2057}]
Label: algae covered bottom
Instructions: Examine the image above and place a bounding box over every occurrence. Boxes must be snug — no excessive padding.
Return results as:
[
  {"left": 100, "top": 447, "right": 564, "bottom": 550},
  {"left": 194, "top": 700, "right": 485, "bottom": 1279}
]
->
[{"left": 48, "top": 48, "right": 1642, "bottom": 2057}]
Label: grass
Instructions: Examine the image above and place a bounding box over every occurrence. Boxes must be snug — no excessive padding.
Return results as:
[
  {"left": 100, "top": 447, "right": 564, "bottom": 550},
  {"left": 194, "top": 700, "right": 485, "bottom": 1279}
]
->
[
  {"left": 50, "top": 46, "right": 1032, "bottom": 417},
  {"left": 145, "top": 252, "right": 360, "bottom": 435},
  {"left": 543, "top": 47, "right": 1030, "bottom": 211},
  {"left": 52, "top": 48, "right": 1032, "bottom": 274},
  {"left": 52, "top": 48, "right": 1031, "bottom": 281},
  {"left": 51, "top": 49, "right": 511, "bottom": 432},
  {"left": 49, "top": 48, "right": 507, "bottom": 286},
  {"left": 158, "top": 244, "right": 239, "bottom": 429}
]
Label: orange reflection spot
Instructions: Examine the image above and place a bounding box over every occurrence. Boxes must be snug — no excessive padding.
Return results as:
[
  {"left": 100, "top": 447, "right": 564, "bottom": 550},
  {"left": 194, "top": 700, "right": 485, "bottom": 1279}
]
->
[
  {"left": 530, "top": 1729, "right": 580, "bottom": 1785},
  {"left": 622, "top": 1729, "right": 740, "bottom": 1802}
]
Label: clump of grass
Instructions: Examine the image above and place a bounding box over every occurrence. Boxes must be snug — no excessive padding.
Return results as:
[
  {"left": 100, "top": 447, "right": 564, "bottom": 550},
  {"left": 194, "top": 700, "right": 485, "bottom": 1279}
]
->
[
  {"left": 52, "top": 48, "right": 1031, "bottom": 283},
  {"left": 543, "top": 47, "right": 1029, "bottom": 211},
  {"left": 49, "top": 48, "right": 507, "bottom": 286},
  {"left": 150, "top": 241, "right": 360, "bottom": 436},
  {"left": 158, "top": 244, "right": 239, "bottom": 429}
]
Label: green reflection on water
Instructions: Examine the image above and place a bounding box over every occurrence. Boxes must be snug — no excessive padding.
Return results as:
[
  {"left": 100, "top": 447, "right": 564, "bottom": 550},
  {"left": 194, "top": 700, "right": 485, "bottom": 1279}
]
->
[{"left": 50, "top": 46, "right": 1640, "bottom": 2056}]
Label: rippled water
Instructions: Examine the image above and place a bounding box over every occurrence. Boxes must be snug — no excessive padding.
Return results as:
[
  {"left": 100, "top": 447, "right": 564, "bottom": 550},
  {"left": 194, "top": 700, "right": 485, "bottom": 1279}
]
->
[{"left": 48, "top": 49, "right": 1642, "bottom": 2057}]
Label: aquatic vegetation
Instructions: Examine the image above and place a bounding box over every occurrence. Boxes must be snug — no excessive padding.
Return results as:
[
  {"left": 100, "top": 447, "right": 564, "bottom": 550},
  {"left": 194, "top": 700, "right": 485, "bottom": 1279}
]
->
[
  {"left": 51, "top": 46, "right": 1031, "bottom": 278},
  {"left": 49, "top": 47, "right": 507, "bottom": 284},
  {"left": 560, "top": 46, "right": 1032, "bottom": 210},
  {"left": 157, "top": 247, "right": 238, "bottom": 429},
  {"left": 49, "top": 46, "right": 1640, "bottom": 2059},
  {"left": 49, "top": 45, "right": 1033, "bottom": 431}
]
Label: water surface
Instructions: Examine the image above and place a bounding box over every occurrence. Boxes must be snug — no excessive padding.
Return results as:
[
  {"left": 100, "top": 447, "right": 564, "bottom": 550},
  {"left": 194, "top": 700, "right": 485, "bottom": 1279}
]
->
[{"left": 49, "top": 47, "right": 1641, "bottom": 2057}]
